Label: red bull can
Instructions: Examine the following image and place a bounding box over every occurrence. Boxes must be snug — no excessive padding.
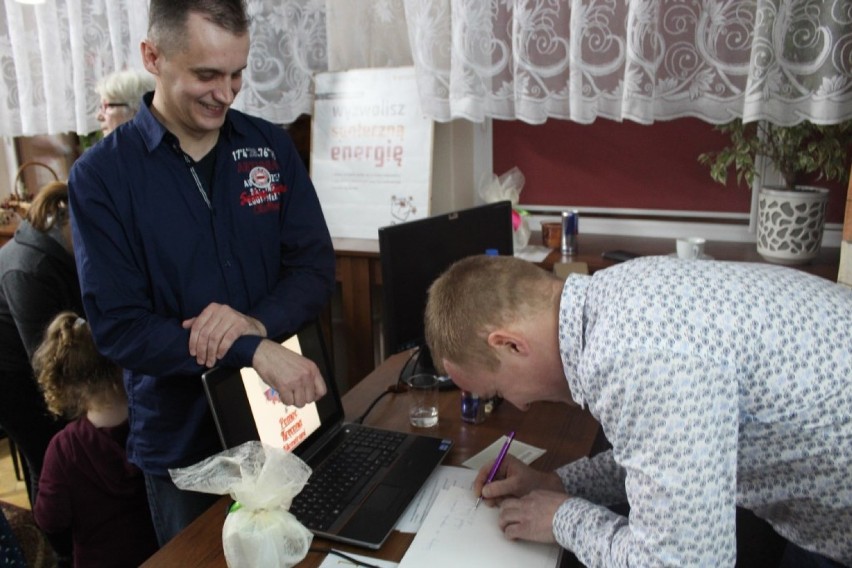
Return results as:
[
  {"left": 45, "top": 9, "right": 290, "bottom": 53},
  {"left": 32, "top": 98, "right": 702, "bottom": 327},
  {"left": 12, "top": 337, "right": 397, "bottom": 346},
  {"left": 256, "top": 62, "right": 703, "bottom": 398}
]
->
[{"left": 561, "top": 210, "right": 579, "bottom": 255}]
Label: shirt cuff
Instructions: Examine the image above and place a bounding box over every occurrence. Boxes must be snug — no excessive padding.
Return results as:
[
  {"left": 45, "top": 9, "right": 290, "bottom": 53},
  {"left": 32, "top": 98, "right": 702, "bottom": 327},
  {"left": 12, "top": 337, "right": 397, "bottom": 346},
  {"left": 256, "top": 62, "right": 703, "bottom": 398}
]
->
[
  {"left": 553, "top": 497, "right": 628, "bottom": 564},
  {"left": 221, "top": 334, "right": 264, "bottom": 368}
]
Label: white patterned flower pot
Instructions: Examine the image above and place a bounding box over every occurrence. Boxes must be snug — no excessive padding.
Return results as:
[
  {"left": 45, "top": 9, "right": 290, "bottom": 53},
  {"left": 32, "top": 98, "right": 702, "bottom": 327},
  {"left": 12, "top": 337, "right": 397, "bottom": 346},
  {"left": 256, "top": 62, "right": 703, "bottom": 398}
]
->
[{"left": 756, "top": 185, "right": 829, "bottom": 265}]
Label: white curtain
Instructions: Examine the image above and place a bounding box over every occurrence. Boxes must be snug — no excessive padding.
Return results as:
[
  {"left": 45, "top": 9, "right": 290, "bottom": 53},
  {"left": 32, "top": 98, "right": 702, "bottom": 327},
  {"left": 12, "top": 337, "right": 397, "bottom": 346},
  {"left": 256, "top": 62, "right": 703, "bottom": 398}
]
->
[
  {"left": 0, "top": 0, "right": 148, "bottom": 137},
  {"left": 326, "top": 0, "right": 413, "bottom": 71},
  {"left": 237, "top": 0, "right": 327, "bottom": 125},
  {"left": 403, "top": 0, "right": 852, "bottom": 125},
  {"left": 1, "top": 0, "right": 850, "bottom": 137},
  {"left": 0, "top": 0, "right": 327, "bottom": 137}
]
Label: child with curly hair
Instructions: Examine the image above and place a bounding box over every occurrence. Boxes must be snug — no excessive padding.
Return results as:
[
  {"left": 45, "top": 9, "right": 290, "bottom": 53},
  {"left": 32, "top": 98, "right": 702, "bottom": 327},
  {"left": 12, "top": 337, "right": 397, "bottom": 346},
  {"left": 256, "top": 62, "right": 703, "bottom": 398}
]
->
[{"left": 31, "top": 312, "right": 158, "bottom": 567}]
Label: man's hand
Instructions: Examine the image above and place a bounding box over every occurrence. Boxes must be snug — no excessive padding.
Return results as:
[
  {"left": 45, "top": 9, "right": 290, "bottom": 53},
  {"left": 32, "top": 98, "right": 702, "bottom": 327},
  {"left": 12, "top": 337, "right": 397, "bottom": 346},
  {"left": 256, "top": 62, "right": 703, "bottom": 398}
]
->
[
  {"left": 182, "top": 303, "right": 267, "bottom": 367},
  {"left": 498, "top": 490, "right": 567, "bottom": 543},
  {"left": 474, "top": 454, "right": 564, "bottom": 506},
  {"left": 251, "top": 339, "right": 327, "bottom": 407}
]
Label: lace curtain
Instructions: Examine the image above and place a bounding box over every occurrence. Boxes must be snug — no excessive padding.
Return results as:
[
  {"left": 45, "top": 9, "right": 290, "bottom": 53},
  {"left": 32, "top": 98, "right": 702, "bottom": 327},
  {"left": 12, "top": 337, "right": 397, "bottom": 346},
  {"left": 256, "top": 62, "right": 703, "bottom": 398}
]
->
[
  {"left": 403, "top": 0, "right": 852, "bottom": 125},
  {"left": 237, "top": 0, "right": 327, "bottom": 125},
  {"left": 0, "top": 1, "right": 148, "bottom": 137},
  {"left": 0, "top": 0, "right": 327, "bottom": 137},
  {"left": 1, "top": 0, "right": 850, "bottom": 138}
]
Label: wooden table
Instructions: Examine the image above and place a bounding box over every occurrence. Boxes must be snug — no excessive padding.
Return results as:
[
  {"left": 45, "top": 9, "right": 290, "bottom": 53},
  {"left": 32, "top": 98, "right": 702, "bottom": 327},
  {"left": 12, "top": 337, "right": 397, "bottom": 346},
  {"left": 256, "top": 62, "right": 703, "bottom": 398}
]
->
[
  {"left": 141, "top": 350, "right": 601, "bottom": 567},
  {"left": 543, "top": 233, "right": 841, "bottom": 281}
]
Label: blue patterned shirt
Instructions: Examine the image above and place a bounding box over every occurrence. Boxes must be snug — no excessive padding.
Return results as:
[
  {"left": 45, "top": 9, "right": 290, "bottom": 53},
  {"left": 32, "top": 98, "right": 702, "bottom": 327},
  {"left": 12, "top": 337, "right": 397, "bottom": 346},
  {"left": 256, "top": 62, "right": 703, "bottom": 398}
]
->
[{"left": 554, "top": 256, "right": 852, "bottom": 566}]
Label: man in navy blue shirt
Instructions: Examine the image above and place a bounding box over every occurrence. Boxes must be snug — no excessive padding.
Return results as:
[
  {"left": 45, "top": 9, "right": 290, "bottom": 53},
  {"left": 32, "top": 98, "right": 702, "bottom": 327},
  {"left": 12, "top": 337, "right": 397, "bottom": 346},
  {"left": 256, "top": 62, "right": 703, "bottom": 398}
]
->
[{"left": 68, "top": 0, "right": 335, "bottom": 546}]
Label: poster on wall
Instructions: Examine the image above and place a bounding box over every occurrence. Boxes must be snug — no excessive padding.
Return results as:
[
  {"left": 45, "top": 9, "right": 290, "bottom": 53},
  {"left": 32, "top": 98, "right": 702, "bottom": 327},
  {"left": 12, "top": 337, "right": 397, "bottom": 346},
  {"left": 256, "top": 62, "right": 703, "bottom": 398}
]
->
[{"left": 311, "top": 66, "right": 434, "bottom": 239}]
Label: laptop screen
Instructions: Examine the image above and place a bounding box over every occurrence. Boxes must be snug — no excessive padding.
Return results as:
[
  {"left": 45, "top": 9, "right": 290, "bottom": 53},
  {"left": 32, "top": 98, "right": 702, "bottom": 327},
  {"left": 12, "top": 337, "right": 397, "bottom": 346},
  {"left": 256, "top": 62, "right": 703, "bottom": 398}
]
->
[
  {"left": 203, "top": 333, "right": 346, "bottom": 458},
  {"left": 239, "top": 365, "right": 321, "bottom": 451}
]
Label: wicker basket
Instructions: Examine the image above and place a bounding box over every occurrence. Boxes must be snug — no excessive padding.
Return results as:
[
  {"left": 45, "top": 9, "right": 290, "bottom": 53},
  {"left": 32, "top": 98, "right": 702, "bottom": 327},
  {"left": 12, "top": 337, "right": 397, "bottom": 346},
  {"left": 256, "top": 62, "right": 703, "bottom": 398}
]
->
[
  {"left": 14, "top": 161, "right": 59, "bottom": 200},
  {"left": 7, "top": 160, "right": 61, "bottom": 218}
]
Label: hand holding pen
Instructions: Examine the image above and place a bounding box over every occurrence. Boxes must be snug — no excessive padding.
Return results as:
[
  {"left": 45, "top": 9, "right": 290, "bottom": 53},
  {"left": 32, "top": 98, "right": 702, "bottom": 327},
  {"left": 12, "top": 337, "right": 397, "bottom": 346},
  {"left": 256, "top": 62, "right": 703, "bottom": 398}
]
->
[{"left": 475, "top": 431, "right": 515, "bottom": 509}]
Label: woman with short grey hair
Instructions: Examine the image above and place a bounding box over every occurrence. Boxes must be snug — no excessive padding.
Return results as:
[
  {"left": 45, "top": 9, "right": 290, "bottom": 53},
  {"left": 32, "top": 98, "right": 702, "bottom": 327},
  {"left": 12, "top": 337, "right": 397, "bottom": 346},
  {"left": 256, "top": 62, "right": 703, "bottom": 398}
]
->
[{"left": 94, "top": 69, "right": 155, "bottom": 136}]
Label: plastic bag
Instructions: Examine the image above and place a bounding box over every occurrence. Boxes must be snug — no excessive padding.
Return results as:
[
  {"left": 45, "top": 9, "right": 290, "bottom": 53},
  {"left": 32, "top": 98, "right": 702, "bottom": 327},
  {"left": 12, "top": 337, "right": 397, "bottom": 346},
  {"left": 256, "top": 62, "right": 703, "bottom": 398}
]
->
[
  {"left": 169, "top": 441, "right": 313, "bottom": 568},
  {"left": 478, "top": 167, "right": 530, "bottom": 250}
]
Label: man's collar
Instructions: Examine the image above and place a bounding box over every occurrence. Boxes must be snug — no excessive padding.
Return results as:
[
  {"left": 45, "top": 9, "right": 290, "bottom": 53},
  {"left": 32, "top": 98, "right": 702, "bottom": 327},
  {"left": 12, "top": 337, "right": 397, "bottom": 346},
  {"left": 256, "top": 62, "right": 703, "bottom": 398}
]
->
[
  {"left": 133, "top": 91, "right": 241, "bottom": 155},
  {"left": 559, "top": 274, "right": 591, "bottom": 408}
]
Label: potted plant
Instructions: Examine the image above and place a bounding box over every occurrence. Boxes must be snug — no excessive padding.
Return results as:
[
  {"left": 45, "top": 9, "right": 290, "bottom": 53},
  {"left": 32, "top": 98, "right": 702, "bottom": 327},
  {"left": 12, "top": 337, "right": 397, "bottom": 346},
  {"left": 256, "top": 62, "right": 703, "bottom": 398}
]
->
[{"left": 699, "top": 119, "right": 852, "bottom": 265}]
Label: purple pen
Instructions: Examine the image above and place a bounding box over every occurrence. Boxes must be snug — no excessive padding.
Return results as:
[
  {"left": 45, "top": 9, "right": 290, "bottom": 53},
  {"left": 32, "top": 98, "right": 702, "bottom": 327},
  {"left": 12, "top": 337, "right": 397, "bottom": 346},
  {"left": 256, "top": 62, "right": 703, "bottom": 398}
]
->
[{"left": 475, "top": 431, "right": 516, "bottom": 509}]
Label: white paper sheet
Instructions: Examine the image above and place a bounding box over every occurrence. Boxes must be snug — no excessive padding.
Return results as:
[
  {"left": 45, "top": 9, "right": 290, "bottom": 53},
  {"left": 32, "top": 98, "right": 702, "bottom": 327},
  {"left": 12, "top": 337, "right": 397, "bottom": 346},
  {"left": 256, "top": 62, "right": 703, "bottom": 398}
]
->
[
  {"left": 317, "top": 549, "right": 399, "bottom": 568},
  {"left": 514, "top": 245, "right": 553, "bottom": 262},
  {"left": 462, "top": 435, "right": 547, "bottom": 471},
  {"left": 398, "top": 486, "right": 560, "bottom": 568},
  {"left": 395, "top": 465, "right": 478, "bottom": 533}
]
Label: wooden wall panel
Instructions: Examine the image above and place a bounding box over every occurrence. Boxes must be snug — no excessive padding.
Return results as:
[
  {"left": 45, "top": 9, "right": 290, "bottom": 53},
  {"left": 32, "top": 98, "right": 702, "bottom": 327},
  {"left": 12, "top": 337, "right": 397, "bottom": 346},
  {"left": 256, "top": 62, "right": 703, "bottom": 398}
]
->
[{"left": 493, "top": 118, "right": 847, "bottom": 223}]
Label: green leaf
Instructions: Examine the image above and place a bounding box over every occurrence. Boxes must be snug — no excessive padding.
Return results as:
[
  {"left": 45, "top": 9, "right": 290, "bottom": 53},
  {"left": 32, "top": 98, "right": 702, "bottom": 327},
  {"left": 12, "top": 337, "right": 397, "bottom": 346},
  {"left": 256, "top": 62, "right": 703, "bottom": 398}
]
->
[{"left": 699, "top": 118, "right": 852, "bottom": 191}]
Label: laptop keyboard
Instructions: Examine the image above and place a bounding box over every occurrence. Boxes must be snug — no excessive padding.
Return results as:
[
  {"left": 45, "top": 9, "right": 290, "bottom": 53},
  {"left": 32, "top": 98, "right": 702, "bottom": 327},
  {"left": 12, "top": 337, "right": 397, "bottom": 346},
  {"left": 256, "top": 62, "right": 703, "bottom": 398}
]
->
[{"left": 291, "top": 427, "right": 407, "bottom": 531}]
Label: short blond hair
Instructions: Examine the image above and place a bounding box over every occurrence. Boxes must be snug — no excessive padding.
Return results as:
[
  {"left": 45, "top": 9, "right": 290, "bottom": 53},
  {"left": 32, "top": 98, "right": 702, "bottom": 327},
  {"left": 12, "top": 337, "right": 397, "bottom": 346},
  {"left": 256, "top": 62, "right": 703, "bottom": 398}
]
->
[
  {"left": 424, "top": 255, "right": 560, "bottom": 374},
  {"left": 95, "top": 69, "right": 155, "bottom": 114}
]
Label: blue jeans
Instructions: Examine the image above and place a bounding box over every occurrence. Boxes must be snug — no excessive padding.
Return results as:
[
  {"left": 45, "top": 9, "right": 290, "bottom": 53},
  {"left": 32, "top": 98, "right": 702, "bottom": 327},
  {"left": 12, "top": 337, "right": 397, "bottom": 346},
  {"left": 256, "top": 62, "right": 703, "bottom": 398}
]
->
[{"left": 143, "top": 472, "right": 219, "bottom": 547}]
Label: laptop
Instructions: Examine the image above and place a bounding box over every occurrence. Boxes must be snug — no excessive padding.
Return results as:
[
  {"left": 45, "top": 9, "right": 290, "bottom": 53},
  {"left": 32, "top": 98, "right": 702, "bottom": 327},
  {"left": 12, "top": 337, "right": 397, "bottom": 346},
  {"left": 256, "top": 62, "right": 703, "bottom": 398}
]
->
[{"left": 201, "top": 326, "right": 453, "bottom": 549}]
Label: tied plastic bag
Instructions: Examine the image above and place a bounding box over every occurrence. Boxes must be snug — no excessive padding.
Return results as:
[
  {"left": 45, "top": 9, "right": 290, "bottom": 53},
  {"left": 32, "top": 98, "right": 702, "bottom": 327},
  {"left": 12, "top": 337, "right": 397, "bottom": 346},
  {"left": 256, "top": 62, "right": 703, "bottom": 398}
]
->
[
  {"left": 169, "top": 441, "right": 313, "bottom": 568},
  {"left": 478, "top": 167, "right": 530, "bottom": 250}
]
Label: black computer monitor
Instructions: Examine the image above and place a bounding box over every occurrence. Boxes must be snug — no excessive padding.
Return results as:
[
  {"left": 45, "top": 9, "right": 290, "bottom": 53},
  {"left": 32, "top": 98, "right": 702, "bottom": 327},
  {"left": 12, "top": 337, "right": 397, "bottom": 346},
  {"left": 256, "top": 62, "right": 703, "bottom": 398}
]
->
[{"left": 378, "top": 201, "right": 514, "bottom": 373}]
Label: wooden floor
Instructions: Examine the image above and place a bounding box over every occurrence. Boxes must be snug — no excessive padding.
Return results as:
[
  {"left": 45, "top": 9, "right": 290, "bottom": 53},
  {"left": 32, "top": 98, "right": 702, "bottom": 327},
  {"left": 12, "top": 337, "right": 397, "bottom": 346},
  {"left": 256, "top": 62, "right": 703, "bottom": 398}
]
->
[{"left": 0, "top": 437, "right": 30, "bottom": 509}]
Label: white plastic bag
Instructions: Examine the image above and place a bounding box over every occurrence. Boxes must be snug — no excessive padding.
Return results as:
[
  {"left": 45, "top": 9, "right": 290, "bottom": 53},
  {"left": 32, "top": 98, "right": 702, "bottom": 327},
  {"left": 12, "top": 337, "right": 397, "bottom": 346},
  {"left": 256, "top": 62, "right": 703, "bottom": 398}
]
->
[
  {"left": 169, "top": 441, "right": 313, "bottom": 568},
  {"left": 478, "top": 167, "right": 530, "bottom": 250}
]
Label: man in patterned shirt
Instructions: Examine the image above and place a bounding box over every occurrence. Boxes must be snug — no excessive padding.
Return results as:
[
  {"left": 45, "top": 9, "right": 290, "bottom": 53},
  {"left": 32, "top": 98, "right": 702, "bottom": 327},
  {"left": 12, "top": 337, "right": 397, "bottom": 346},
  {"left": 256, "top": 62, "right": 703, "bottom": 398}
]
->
[{"left": 425, "top": 254, "right": 852, "bottom": 566}]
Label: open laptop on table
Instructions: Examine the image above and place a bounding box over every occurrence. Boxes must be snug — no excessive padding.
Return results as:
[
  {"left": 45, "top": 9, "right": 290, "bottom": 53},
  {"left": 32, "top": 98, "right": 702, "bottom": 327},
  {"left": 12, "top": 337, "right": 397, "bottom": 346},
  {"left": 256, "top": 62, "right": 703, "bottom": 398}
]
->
[{"left": 201, "top": 325, "right": 453, "bottom": 549}]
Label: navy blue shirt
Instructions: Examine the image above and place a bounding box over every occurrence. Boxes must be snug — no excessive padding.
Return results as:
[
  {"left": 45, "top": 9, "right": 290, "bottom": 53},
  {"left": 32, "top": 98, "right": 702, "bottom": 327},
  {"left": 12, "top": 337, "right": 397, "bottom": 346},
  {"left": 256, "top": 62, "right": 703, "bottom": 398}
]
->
[{"left": 69, "top": 95, "right": 335, "bottom": 474}]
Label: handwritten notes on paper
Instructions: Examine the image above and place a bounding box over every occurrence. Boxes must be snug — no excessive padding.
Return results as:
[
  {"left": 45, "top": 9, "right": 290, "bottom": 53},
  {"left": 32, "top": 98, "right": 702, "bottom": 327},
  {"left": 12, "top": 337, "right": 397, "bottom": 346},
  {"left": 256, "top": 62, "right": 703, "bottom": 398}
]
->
[
  {"left": 399, "top": 486, "right": 560, "bottom": 568},
  {"left": 395, "top": 465, "right": 478, "bottom": 533}
]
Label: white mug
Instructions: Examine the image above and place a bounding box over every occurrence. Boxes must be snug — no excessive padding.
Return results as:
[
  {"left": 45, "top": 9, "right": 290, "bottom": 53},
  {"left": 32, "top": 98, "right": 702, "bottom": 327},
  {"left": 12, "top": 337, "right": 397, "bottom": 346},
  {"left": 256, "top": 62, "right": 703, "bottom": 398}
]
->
[{"left": 676, "top": 237, "right": 706, "bottom": 259}]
